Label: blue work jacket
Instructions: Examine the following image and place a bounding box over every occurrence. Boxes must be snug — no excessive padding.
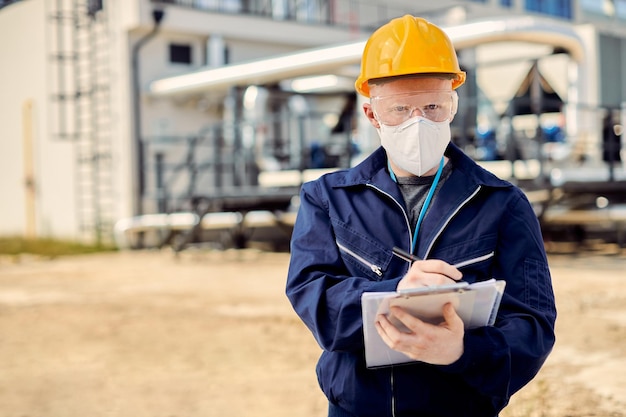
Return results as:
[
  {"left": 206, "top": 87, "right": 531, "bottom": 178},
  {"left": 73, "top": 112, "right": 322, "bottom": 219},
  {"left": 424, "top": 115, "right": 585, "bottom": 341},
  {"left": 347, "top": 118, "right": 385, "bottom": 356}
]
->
[{"left": 286, "top": 143, "right": 556, "bottom": 417}]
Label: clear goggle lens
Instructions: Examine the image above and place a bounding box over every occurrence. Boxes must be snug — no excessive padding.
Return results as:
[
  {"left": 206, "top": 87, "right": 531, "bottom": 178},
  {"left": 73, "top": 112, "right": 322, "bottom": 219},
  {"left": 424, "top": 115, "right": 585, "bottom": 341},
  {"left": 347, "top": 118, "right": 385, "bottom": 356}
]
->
[{"left": 371, "top": 90, "right": 458, "bottom": 126}]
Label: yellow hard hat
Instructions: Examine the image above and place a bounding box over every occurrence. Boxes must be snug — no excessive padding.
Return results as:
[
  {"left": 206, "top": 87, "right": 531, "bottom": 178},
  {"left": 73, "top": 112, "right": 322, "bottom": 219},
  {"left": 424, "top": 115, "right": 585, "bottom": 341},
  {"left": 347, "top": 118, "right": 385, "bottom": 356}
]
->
[{"left": 355, "top": 15, "right": 466, "bottom": 97}]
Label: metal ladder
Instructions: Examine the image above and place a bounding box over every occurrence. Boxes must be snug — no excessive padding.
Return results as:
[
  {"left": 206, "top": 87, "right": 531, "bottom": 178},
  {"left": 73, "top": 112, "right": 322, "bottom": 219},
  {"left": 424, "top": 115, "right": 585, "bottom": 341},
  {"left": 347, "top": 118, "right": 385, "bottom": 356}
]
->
[{"left": 48, "top": 0, "right": 114, "bottom": 244}]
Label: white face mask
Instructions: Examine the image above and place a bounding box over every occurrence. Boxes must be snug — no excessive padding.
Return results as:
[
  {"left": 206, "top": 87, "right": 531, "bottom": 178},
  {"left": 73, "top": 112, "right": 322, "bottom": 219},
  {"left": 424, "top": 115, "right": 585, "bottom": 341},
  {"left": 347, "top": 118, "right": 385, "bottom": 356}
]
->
[{"left": 376, "top": 116, "right": 450, "bottom": 177}]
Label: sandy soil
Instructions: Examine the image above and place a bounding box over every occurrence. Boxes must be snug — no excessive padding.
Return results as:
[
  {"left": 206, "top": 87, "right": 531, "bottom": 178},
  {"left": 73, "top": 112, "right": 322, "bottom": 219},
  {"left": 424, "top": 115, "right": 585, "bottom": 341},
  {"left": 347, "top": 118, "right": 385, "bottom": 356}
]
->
[{"left": 0, "top": 247, "right": 624, "bottom": 417}]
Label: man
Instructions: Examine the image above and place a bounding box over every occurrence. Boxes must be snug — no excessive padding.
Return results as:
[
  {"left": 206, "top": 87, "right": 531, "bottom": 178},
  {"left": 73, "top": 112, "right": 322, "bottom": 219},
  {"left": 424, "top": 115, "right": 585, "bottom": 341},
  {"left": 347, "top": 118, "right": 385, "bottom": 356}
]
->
[{"left": 286, "top": 15, "right": 556, "bottom": 417}]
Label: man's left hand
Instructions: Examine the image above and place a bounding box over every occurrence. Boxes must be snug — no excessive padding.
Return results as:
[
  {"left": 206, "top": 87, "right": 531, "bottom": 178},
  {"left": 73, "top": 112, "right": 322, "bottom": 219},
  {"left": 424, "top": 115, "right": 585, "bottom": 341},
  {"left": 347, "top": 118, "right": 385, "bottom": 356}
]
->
[{"left": 375, "top": 302, "right": 464, "bottom": 365}]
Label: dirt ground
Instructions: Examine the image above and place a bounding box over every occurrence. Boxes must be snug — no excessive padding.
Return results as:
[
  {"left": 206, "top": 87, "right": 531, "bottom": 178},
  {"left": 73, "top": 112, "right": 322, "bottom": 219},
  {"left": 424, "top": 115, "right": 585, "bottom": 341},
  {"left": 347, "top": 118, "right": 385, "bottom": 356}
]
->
[{"left": 0, "top": 246, "right": 625, "bottom": 417}]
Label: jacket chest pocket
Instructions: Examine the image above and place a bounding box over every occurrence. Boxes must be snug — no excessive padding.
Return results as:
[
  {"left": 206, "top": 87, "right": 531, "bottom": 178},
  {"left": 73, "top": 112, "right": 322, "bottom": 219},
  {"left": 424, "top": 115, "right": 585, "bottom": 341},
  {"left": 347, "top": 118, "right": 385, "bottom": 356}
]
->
[
  {"left": 430, "top": 234, "right": 497, "bottom": 283},
  {"left": 453, "top": 251, "right": 495, "bottom": 283},
  {"left": 333, "top": 220, "right": 393, "bottom": 281}
]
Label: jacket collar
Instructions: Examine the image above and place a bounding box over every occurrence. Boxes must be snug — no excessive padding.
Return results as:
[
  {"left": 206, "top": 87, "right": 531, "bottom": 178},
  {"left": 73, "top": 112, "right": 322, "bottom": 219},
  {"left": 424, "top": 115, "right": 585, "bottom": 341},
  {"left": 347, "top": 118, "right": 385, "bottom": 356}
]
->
[
  {"left": 444, "top": 142, "right": 512, "bottom": 189},
  {"left": 335, "top": 142, "right": 512, "bottom": 191},
  {"left": 330, "top": 142, "right": 514, "bottom": 258}
]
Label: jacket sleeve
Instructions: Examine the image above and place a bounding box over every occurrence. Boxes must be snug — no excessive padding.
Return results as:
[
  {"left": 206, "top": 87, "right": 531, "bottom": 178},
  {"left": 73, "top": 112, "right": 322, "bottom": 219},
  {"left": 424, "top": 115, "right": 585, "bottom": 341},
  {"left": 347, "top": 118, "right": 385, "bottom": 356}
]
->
[
  {"left": 441, "top": 191, "right": 557, "bottom": 411},
  {"left": 285, "top": 180, "right": 400, "bottom": 352}
]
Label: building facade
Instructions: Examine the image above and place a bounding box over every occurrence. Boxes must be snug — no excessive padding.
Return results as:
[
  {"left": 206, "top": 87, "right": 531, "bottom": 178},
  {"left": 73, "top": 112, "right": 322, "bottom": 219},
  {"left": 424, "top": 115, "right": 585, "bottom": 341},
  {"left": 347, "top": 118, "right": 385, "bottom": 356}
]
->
[{"left": 0, "top": 0, "right": 624, "bottom": 244}]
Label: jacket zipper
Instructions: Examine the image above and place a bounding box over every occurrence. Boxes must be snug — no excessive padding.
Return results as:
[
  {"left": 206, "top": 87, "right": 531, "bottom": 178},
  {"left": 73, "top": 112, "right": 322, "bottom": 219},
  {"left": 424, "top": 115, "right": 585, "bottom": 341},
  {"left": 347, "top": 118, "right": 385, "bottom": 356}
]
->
[
  {"left": 425, "top": 185, "right": 482, "bottom": 259},
  {"left": 336, "top": 241, "right": 383, "bottom": 277},
  {"left": 453, "top": 251, "right": 495, "bottom": 268},
  {"left": 366, "top": 183, "right": 482, "bottom": 417}
]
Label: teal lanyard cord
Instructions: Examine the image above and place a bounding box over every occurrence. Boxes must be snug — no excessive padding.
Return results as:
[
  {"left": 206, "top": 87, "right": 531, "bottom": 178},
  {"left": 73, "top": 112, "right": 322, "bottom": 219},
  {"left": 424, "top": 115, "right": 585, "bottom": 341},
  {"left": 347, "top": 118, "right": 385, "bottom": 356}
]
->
[{"left": 388, "top": 157, "right": 445, "bottom": 254}]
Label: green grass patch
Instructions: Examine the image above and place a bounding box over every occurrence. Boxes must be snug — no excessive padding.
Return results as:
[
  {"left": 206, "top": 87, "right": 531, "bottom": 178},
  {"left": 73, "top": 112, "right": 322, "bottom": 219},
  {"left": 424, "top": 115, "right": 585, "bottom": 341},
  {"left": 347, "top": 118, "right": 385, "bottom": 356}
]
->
[{"left": 0, "top": 236, "right": 117, "bottom": 258}]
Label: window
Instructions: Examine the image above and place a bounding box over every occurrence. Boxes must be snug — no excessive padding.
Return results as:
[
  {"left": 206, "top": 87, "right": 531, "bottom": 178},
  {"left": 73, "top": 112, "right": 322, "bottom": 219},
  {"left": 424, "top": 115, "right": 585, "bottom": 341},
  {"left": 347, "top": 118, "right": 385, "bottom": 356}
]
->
[
  {"left": 169, "top": 44, "right": 192, "bottom": 64},
  {"left": 500, "top": 0, "right": 513, "bottom": 6},
  {"left": 87, "top": 0, "right": 103, "bottom": 16},
  {"left": 525, "top": 0, "right": 572, "bottom": 19}
]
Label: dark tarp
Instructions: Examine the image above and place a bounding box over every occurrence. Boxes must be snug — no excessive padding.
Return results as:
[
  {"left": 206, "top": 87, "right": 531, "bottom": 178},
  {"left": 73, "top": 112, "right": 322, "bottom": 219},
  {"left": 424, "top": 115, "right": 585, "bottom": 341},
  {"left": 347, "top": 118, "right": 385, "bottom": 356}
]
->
[{"left": 504, "top": 61, "right": 563, "bottom": 116}]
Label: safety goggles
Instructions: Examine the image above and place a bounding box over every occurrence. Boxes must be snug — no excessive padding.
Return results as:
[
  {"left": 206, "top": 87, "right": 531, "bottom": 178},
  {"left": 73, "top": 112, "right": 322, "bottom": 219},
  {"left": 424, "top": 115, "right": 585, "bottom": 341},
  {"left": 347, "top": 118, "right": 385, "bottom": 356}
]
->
[{"left": 370, "top": 90, "right": 458, "bottom": 126}]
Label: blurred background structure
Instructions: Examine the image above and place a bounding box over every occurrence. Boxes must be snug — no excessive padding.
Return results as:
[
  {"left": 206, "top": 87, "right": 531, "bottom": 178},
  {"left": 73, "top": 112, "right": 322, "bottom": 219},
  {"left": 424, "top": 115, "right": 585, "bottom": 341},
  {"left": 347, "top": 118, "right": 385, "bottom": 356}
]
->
[{"left": 1, "top": 0, "right": 625, "bottom": 250}]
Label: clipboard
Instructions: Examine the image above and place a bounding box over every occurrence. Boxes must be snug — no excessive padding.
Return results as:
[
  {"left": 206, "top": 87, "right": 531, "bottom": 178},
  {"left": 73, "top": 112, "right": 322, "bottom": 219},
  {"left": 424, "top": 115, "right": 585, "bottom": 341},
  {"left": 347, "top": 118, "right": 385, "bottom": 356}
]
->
[{"left": 361, "top": 279, "right": 506, "bottom": 368}]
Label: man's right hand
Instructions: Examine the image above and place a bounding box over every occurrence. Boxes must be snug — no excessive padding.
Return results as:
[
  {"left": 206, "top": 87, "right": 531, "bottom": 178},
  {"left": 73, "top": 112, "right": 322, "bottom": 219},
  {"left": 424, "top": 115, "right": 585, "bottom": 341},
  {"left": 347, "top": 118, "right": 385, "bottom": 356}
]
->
[{"left": 396, "top": 259, "right": 462, "bottom": 291}]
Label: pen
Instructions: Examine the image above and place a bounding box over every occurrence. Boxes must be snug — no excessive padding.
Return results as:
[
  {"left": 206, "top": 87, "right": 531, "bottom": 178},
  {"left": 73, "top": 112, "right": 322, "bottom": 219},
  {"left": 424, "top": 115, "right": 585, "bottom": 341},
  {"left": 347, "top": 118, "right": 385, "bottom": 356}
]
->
[
  {"left": 392, "top": 246, "right": 467, "bottom": 270},
  {"left": 392, "top": 246, "right": 421, "bottom": 263}
]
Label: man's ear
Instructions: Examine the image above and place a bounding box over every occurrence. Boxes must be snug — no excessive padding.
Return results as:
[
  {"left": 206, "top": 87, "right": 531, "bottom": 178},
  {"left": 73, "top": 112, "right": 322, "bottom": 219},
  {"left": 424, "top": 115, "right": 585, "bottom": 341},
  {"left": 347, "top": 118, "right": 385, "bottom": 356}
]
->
[
  {"left": 449, "top": 90, "right": 458, "bottom": 122},
  {"left": 362, "top": 103, "right": 380, "bottom": 129}
]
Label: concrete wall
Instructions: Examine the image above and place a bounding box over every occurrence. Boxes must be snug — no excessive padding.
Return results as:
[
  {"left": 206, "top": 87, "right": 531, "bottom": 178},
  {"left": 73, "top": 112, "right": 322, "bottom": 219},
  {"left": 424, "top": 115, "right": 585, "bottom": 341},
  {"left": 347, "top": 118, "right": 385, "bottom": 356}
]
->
[{"left": 0, "top": 0, "right": 78, "bottom": 239}]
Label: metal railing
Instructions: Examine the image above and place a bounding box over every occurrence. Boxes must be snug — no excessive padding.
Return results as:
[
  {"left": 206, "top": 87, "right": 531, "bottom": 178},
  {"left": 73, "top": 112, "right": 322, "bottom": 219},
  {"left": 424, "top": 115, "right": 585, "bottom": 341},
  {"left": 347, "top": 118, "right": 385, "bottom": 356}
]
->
[
  {"left": 140, "top": 111, "right": 355, "bottom": 214},
  {"left": 151, "top": 0, "right": 409, "bottom": 31}
]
